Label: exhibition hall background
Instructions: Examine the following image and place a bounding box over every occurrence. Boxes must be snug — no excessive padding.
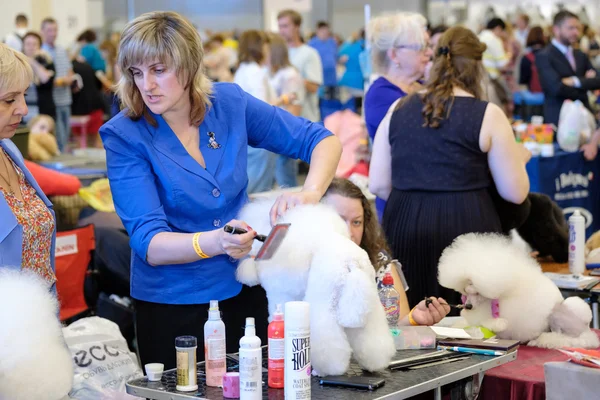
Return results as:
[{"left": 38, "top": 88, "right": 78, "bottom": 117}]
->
[{"left": 2, "top": 0, "right": 598, "bottom": 49}]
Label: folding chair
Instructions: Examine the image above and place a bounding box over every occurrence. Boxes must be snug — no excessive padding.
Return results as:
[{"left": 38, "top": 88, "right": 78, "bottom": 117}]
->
[{"left": 54, "top": 224, "right": 96, "bottom": 322}]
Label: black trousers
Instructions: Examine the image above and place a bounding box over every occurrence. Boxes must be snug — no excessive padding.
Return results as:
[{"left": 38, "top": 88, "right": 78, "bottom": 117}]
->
[
  {"left": 135, "top": 285, "right": 269, "bottom": 370},
  {"left": 94, "top": 227, "right": 131, "bottom": 297}
]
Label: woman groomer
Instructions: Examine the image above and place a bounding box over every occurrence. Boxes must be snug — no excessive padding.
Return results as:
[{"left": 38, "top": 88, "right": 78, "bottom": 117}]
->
[
  {"left": 100, "top": 11, "right": 341, "bottom": 369},
  {"left": 0, "top": 43, "right": 57, "bottom": 286},
  {"left": 323, "top": 178, "right": 450, "bottom": 326}
]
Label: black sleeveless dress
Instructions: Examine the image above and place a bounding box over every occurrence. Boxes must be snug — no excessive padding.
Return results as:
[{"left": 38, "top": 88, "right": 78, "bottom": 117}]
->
[{"left": 383, "top": 95, "right": 502, "bottom": 308}]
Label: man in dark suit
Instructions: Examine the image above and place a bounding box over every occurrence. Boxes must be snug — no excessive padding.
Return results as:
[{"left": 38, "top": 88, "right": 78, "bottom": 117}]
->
[{"left": 536, "top": 10, "right": 600, "bottom": 126}]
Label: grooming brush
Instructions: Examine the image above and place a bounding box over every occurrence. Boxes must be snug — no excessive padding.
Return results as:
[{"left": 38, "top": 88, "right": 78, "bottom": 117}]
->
[
  {"left": 425, "top": 297, "right": 473, "bottom": 310},
  {"left": 224, "top": 223, "right": 291, "bottom": 261}
]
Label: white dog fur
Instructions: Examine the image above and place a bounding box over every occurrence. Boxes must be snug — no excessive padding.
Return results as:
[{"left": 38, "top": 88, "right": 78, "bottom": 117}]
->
[
  {"left": 236, "top": 199, "right": 396, "bottom": 376},
  {"left": 0, "top": 269, "right": 74, "bottom": 400},
  {"left": 438, "top": 233, "right": 599, "bottom": 348}
]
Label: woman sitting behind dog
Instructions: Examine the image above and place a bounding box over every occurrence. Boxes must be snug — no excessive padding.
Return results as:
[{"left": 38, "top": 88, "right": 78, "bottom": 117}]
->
[{"left": 324, "top": 178, "right": 450, "bottom": 326}]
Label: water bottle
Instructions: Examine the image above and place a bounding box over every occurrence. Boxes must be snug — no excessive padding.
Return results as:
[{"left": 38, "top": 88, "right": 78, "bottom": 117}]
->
[{"left": 379, "top": 272, "right": 400, "bottom": 328}]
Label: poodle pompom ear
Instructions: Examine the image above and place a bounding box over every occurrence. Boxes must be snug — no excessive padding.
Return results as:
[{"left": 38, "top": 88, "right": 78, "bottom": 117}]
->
[{"left": 438, "top": 233, "right": 539, "bottom": 299}]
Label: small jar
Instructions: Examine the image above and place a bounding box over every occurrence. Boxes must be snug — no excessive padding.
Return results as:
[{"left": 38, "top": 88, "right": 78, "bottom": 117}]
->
[{"left": 175, "top": 336, "right": 198, "bottom": 392}]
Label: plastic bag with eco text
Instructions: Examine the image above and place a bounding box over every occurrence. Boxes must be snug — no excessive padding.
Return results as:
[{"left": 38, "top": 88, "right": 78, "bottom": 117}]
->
[{"left": 62, "top": 316, "right": 143, "bottom": 400}]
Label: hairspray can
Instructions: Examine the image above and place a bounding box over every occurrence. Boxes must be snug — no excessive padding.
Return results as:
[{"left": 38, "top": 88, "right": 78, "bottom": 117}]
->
[
  {"left": 569, "top": 210, "right": 586, "bottom": 275},
  {"left": 284, "top": 301, "right": 310, "bottom": 400}
]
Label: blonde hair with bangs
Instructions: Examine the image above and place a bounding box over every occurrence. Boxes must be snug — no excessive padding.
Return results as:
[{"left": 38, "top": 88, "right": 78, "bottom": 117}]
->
[
  {"left": 117, "top": 11, "right": 212, "bottom": 127},
  {"left": 368, "top": 12, "right": 428, "bottom": 74},
  {"left": 0, "top": 43, "right": 34, "bottom": 95}
]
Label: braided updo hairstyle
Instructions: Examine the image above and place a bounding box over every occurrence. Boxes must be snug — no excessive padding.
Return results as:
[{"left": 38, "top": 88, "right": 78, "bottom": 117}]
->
[{"left": 421, "top": 26, "right": 487, "bottom": 128}]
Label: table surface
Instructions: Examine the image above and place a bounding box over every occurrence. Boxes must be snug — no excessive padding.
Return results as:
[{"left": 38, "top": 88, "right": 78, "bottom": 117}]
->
[
  {"left": 539, "top": 260, "right": 600, "bottom": 293},
  {"left": 126, "top": 347, "right": 517, "bottom": 400}
]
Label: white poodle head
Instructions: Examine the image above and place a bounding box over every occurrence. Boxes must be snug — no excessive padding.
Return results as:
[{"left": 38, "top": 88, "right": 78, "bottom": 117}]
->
[
  {"left": 438, "top": 233, "right": 541, "bottom": 300},
  {"left": 238, "top": 198, "right": 350, "bottom": 257}
]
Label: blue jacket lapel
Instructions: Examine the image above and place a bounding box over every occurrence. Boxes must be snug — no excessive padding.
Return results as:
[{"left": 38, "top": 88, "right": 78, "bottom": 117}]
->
[
  {"left": 150, "top": 113, "right": 220, "bottom": 187},
  {"left": 200, "top": 106, "right": 229, "bottom": 177},
  {"left": 0, "top": 140, "right": 53, "bottom": 209}
]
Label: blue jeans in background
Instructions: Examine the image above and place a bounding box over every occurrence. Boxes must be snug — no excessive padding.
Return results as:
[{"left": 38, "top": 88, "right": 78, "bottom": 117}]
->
[
  {"left": 247, "top": 147, "right": 277, "bottom": 194},
  {"left": 54, "top": 105, "right": 71, "bottom": 152},
  {"left": 275, "top": 156, "right": 298, "bottom": 188}
]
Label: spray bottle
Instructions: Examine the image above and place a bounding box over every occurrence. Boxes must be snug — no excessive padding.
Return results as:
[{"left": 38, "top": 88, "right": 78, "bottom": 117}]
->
[
  {"left": 239, "top": 317, "right": 262, "bottom": 400},
  {"left": 268, "top": 304, "right": 285, "bottom": 388},
  {"left": 204, "top": 300, "right": 226, "bottom": 387},
  {"left": 569, "top": 210, "right": 586, "bottom": 275},
  {"left": 284, "top": 301, "right": 310, "bottom": 400}
]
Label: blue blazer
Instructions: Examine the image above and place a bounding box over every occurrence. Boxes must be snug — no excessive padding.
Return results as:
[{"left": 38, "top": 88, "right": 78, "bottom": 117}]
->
[
  {"left": 0, "top": 139, "right": 57, "bottom": 277},
  {"left": 100, "top": 82, "right": 332, "bottom": 305}
]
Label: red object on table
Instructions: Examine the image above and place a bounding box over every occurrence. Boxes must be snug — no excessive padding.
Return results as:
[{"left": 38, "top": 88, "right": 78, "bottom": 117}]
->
[{"left": 481, "top": 330, "right": 600, "bottom": 400}]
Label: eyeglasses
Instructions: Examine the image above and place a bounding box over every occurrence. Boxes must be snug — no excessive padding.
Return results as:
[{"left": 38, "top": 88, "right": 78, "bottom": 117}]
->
[{"left": 395, "top": 43, "right": 434, "bottom": 53}]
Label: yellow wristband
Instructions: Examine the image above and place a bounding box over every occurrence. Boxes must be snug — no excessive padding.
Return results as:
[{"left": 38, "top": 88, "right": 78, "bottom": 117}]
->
[
  {"left": 192, "top": 232, "right": 210, "bottom": 259},
  {"left": 408, "top": 308, "right": 419, "bottom": 326}
]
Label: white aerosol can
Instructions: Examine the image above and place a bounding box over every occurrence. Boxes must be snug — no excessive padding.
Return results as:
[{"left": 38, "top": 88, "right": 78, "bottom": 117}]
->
[
  {"left": 569, "top": 210, "right": 586, "bottom": 275},
  {"left": 284, "top": 301, "right": 311, "bottom": 400}
]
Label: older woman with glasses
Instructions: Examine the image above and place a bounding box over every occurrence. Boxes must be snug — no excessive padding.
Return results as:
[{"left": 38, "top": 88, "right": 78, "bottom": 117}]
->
[{"left": 363, "top": 12, "right": 432, "bottom": 220}]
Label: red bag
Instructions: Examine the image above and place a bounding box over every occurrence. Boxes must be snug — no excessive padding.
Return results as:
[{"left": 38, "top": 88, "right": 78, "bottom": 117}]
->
[{"left": 55, "top": 225, "right": 95, "bottom": 321}]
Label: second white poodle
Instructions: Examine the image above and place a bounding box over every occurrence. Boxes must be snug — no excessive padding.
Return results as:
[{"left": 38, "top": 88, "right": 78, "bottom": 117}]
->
[{"left": 438, "top": 233, "right": 599, "bottom": 348}]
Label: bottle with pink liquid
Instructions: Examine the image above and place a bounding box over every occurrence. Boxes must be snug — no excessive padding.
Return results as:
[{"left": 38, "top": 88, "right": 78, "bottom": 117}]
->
[{"left": 204, "top": 300, "right": 226, "bottom": 387}]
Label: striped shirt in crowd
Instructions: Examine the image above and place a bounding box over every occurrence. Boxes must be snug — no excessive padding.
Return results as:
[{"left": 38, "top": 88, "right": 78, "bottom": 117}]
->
[{"left": 42, "top": 43, "right": 73, "bottom": 107}]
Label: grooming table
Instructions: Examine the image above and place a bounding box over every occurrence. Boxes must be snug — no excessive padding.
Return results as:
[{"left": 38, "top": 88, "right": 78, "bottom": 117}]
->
[
  {"left": 481, "top": 330, "right": 600, "bottom": 400},
  {"left": 126, "top": 347, "right": 516, "bottom": 400}
]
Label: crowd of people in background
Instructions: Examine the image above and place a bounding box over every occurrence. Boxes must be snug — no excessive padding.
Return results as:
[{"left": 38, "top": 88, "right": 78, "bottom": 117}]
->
[
  {"left": 3, "top": 6, "right": 600, "bottom": 320},
  {"left": 5, "top": 8, "right": 600, "bottom": 158}
]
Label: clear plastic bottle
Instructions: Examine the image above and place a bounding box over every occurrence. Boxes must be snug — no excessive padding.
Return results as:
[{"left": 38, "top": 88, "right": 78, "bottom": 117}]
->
[
  {"left": 204, "top": 300, "right": 226, "bottom": 387},
  {"left": 379, "top": 272, "right": 400, "bottom": 328}
]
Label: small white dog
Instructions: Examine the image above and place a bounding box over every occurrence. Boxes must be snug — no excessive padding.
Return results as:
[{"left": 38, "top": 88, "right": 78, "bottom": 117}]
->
[
  {"left": 0, "top": 269, "right": 74, "bottom": 400},
  {"left": 438, "top": 233, "right": 599, "bottom": 348},
  {"left": 236, "top": 200, "right": 396, "bottom": 376}
]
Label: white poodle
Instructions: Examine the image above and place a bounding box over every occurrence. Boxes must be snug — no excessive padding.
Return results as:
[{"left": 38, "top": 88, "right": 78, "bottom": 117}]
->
[
  {"left": 236, "top": 199, "right": 396, "bottom": 376},
  {"left": 0, "top": 269, "right": 74, "bottom": 400},
  {"left": 438, "top": 233, "right": 599, "bottom": 348}
]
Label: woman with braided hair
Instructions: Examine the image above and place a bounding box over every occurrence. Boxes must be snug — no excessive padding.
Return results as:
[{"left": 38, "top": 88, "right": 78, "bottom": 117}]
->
[{"left": 369, "top": 26, "right": 530, "bottom": 308}]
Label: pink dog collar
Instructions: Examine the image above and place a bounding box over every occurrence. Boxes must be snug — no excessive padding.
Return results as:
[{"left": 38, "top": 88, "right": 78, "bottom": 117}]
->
[{"left": 462, "top": 295, "right": 500, "bottom": 318}]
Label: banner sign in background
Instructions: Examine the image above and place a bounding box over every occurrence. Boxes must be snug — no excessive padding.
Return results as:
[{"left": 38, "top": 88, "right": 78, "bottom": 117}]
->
[{"left": 527, "top": 147, "right": 600, "bottom": 238}]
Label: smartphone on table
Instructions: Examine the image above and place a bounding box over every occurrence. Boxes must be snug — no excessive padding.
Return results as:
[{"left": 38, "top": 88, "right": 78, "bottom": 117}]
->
[{"left": 319, "top": 375, "right": 385, "bottom": 390}]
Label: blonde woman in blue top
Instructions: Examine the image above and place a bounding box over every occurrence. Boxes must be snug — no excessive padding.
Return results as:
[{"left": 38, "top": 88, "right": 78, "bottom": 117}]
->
[{"left": 100, "top": 11, "right": 341, "bottom": 369}]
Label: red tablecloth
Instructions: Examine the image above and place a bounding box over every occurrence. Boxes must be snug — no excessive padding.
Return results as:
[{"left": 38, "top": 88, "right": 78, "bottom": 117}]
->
[{"left": 481, "top": 330, "right": 600, "bottom": 400}]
